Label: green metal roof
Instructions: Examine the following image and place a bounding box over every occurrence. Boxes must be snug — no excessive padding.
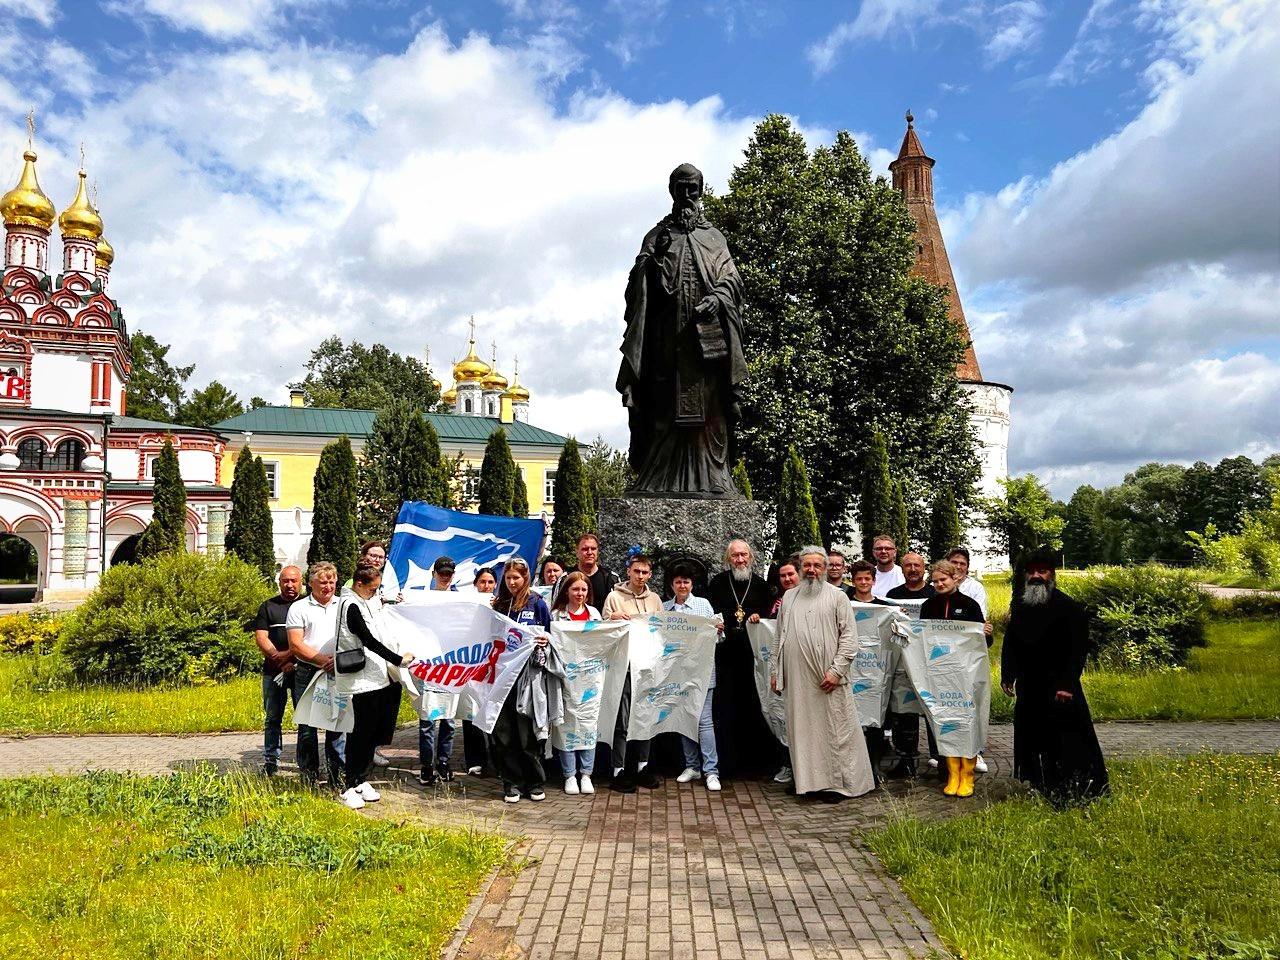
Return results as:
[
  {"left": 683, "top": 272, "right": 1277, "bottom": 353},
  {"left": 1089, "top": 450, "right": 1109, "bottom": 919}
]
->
[
  {"left": 113, "top": 415, "right": 222, "bottom": 436},
  {"left": 214, "top": 406, "right": 568, "bottom": 447}
]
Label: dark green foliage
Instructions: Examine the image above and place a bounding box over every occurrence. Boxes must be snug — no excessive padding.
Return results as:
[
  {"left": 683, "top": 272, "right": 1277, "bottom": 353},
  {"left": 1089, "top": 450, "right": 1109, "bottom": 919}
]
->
[
  {"left": 309, "top": 436, "right": 358, "bottom": 585},
  {"left": 57, "top": 553, "right": 271, "bottom": 685},
  {"left": 478, "top": 428, "right": 515, "bottom": 517},
  {"left": 890, "top": 480, "right": 910, "bottom": 556},
  {"left": 581, "top": 436, "right": 633, "bottom": 514},
  {"left": 298, "top": 336, "right": 441, "bottom": 411},
  {"left": 136, "top": 439, "right": 186, "bottom": 561},
  {"left": 225, "top": 445, "right": 275, "bottom": 579},
  {"left": 984, "top": 474, "right": 1064, "bottom": 569},
  {"left": 859, "top": 428, "right": 893, "bottom": 559},
  {"left": 1062, "top": 485, "right": 1108, "bottom": 568},
  {"left": 928, "top": 489, "right": 963, "bottom": 562},
  {"left": 126, "top": 332, "right": 193, "bottom": 423},
  {"left": 733, "top": 460, "right": 753, "bottom": 500},
  {"left": 776, "top": 446, "right": 821, "bottom": 556},
  {"left": 178, "top": 381, "right": 244, "bottom": 428},
  {"left": 549, "top": 438, "right": 596, "bottom": 564},
  {"left": 513, "top": 468, "right": 530, "bottom": 518},
  {"left": 705, "top": 116, "right": 980, "bottom": 544},
  {"left": 357, "top": 403, "right": 446, "bottom": 542}
]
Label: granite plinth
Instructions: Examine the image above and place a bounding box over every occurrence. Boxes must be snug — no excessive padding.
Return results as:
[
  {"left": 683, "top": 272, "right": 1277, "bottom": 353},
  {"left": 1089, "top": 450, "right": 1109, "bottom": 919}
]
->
[{"left": 597, "top": 496, "right": 775, "bottom": 586}]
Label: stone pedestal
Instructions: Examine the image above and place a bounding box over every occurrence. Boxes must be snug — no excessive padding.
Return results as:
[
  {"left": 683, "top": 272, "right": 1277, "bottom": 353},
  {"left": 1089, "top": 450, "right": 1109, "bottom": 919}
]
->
[{"left": 597, "top": 496, "right": 775, "bottom": 587}]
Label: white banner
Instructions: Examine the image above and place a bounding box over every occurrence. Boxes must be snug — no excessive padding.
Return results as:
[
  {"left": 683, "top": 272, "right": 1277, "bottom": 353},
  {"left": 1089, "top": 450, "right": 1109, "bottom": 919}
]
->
[
  {"left": 382, "top": 598, "right": 538, "bottom": 734},
  {"left": 849, "top": 602, "right": 907, "bottom": 729},
  {"left": 745, "top": 620, "right": 789, "bottom": 748},
  {"left": 293, "top": 669, "right": 354, "bottom": 733},
  {"left": 896, "top": 619, "right": 990, "bottom": 757},
  {"left": 625, "top": 611, "right": 717, "bottom": 743},
  {"left": 548, "top": 620, "right": 631, "bottom": 751}
]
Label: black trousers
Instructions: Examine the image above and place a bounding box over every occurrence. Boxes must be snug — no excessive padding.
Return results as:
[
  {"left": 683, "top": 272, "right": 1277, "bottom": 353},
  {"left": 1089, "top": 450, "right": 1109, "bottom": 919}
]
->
[
  {"left": 489, "top": 693, "right": 545, "bottom": 793},
  {"left": 611, "top": 670, "right": 649, "bottom": 772},
  {"left": 344, "top": 686, "right": 389, "bottom": 789},
  {"left": 888, "top": 710, "right": 938, "bottom": 761}
]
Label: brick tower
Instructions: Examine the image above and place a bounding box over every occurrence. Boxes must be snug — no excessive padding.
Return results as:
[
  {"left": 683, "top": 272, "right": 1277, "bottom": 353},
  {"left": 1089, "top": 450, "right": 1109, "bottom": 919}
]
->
[{"left": 890, "top": 112, "right": 1013, "bottom": 571}]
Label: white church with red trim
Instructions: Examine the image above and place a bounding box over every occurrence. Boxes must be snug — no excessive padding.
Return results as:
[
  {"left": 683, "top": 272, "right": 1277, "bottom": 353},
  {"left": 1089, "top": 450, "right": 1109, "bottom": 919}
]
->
[{"left": 0, "top": 132, "right": 229, "bottom": 600}]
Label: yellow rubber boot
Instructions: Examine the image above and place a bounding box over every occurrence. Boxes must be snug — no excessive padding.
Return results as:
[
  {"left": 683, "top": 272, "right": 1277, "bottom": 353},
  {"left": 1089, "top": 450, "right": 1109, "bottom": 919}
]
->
[
  {"left": 956, "top": 757, "right": 976, "bottom": 798},
  {"left": 943, "top": 757, "right": 961, "bottom": 796}
]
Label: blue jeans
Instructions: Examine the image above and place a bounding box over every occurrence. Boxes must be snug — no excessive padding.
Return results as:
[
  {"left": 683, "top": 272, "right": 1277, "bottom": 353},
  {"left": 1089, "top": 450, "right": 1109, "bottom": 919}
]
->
[
  {"left": 419, "top": 718, "right": 455, "bottom": 771},
  {"left": 261, "top": 671, "right": 301, "bottom": 769},
  {"left": 557, "top": 747, "right": 596, "bottom": 778},
  {"left": 293, "top": 664, "right": 345, "bottom": 785},
  {"left": 681, "top": 689, "right": 718, "bottom": 776}
]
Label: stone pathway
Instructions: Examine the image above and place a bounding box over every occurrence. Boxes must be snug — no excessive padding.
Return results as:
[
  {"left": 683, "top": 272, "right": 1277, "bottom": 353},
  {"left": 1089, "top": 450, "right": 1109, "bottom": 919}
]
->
[{"left": 3, "top": 721, "right": 1278, "bottom": 960}]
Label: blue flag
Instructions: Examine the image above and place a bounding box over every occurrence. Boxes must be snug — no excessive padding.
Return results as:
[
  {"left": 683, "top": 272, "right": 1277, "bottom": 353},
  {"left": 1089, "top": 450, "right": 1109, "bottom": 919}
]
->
[{"left": 386, "top": 501, "right": 547, "bottom": 594}]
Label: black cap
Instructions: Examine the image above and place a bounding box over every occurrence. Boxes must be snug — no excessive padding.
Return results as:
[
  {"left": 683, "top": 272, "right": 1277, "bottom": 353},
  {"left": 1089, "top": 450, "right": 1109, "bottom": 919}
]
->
[
  {"left": 433, "top": 556, "right": 456, "bottom": 573},
  {"left": 1024, "top": 547, "right": 1059, "bottom": 571}
]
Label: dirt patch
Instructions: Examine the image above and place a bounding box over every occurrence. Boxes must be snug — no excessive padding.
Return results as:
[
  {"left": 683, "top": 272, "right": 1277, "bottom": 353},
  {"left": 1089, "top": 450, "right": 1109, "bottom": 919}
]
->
[{"left": 452, "top": 871, "right": 523, "bottom": 960}]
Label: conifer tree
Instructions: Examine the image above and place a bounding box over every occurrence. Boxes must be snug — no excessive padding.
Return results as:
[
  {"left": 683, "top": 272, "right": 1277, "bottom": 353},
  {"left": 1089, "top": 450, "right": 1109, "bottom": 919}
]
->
[
  {"left": 309, "top": 436, "right": 358, "bottom": 584},
  {"left": 928, "top": 489, "right": 963, "bottom": 562},
  {"left": 136, "top": 438, "right": 186, "bottom": 560},
  {"left": 513, "top": 466, "right": 530, "bottom": 517},
  {"left": 357, "top": 403, "right": 445, "bottom": 542},
  {"left": 891, "top": 480, "right": 910, "bottom": 555},
  {"left": 478, "top": 428, "right": 515, "bottom": 516},
  {"left": 776, "top": 446, "right": 821, "bottom": 557},
  {"left": 226, "top": 444, "right": 275, "bottom": 578},
  {"left": 733, "top": 459, "right": 754, "bottom": 500},
  {"left": 549, "top": 438, "right": 595, "bottom": 564},
  {"left": 860, "top": 427, "right": 893, "bottom": 559}
]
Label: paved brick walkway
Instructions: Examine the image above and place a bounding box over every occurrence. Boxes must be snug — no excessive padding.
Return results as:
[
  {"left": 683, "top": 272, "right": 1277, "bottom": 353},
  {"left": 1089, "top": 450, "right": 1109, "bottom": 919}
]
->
[{"left": 3, "top": 721, "right": 1278, "bottom": 960}]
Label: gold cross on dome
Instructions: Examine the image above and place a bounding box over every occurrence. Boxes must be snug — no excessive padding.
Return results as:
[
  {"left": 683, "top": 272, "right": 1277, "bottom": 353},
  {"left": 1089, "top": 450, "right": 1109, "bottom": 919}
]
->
[
  {"left": 79, "top": 142, "right": 86, "bottom": 172},
  {"left": 25, "top": 110, "right": 35, "bottom": 150},
  {"left": 491, "top": 340, "right": 498, "bottom": 366},
  {"left": 467, "top": 314, "right": 476, "bottom": 344}
]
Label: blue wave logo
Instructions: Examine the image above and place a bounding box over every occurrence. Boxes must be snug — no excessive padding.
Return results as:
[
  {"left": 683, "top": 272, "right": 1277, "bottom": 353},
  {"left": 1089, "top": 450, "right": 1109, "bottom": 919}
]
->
[
  {"left": 855, "top": 611, "right": 872, "bottom": 622},
  {"left": 662, "top": 642, "right": 681, "bottom": 658},
  {"left": 939, "top": 721, "right": 960, "bottom": 735},
  {"left": 428, "top": 708, "right": 444, "bottom": 721},
  {"left": 902, "top": 690, "right": 918, "bottom": 703},
  {"left": 657, "top": 708, "right": 671, "bottom": 723},
  {"left": 852, "top": 682, "right": 870, "bottom": 693},
  {"left": 929, "top": 644, "right": 950, "bottom": 661},
  {"left": 582, "top": 620, "right": 599, "bottom": 632},
  {"left": 581, "top": 687, "right": 597, "bottom": 704}
]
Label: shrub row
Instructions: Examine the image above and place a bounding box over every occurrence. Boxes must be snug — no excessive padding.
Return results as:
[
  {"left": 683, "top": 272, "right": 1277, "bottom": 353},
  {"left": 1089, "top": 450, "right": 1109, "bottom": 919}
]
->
[{"left": 0, "top": 607, "right": 65, "bottom": 655}]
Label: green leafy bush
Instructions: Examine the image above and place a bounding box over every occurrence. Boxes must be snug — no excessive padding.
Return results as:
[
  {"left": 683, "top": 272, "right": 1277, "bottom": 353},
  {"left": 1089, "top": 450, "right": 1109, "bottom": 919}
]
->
[
  {"left": 0, "top": 608, "right": 64, "bottom": 655},
  {"left": 1062, "top": 565, "right": 1210, "bottom": 670},
  {"left": 57, "top": 553, "right": 270, "bottom": 686},
  {"left": 1211, "top": 592, "right": 1280, "bottom": 620}
]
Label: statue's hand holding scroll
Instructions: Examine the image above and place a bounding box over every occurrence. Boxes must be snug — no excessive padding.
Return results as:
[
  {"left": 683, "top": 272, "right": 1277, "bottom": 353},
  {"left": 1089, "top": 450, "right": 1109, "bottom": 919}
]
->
[
  {"left": 695, "top": 295, "right": 729, "bottom": 362},
  {"left": 694, "top": 295, "right": 719, "bottom": 317}
]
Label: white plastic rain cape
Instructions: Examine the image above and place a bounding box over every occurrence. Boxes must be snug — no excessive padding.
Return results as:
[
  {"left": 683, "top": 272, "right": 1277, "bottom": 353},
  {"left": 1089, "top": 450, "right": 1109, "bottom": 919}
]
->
[
  {"left": 746, "top": 619, "right": 790, "bottom": 747},
  {"left": 625, "top": 611, "right": 717, "bottom": 742},
  {"left": 548, "top": 620, "right": 631, "bottom": 751},
  {"left": 848, "top": 602, "right": 907, "bottom": 728},
  {"left": 894, "top": 619, "right": 990, "bottom": 757}
]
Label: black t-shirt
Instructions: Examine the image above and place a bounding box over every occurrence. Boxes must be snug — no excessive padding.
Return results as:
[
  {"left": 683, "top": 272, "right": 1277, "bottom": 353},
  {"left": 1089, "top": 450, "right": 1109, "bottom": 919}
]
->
[
  {"left": 886, "top": 583, "right": 936, "bottom": 601},
  {"left": 253, "top": 594, "right": 298, "bottom": 675},
  {"left": 920, "top": 590, "right": 985, "bottom": 624}
]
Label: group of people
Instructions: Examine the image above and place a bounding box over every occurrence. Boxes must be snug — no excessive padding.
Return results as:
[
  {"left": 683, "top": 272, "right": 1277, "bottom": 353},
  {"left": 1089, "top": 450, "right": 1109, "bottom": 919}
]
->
[{"left": 254, "top": 530, "right": 1108, "bottom": 811}]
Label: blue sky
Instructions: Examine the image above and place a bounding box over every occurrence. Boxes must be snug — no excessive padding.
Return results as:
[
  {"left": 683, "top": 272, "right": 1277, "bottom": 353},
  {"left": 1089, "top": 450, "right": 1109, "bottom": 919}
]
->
[{"left": 2, "top": 0, "right": 1277, "bottom": 497}]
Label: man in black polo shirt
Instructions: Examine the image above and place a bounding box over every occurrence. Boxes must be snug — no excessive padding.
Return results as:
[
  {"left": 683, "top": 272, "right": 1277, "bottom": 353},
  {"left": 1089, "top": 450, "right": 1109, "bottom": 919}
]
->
[
  {"left": 557, "top": 532, "right": 618, "bottom": 609},
  {"left": 253, "top": 565, "right": 303, "bottom": 776},
  {"left": 885, "top": 552, "right": 935, "bottom": 601}
]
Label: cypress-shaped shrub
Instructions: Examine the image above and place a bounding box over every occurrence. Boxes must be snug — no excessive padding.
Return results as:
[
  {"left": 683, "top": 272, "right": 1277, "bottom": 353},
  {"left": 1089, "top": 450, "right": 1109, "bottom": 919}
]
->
[
  {"left": 549, "top": 438, "right": 595, "bottom": 564},
  {"left": 479, "top": 428, "right": 515, "bottom": 516},
  {"left": 136, "top": 438, "right": 186, "bottom": 560},
  {"left": 309, "top": 436, "right": 358, "bottom": 585},
  {"left": 777, "top": 446, "right": 821, "bottom": 556},
  {"left": 928, "top": 489, "right": 963, "bottom": 562},
  {"left": 733, "top": 459, "right": 754, "bottom": 500},
  {"left": 226, "top": 444, "right": 275, "bottom": 579},
  {"left": 860, "top": 428, "right": 892, "bottom": 559},
  {"left": 890, "top": 480, "right": 910, "bottom": 556}
]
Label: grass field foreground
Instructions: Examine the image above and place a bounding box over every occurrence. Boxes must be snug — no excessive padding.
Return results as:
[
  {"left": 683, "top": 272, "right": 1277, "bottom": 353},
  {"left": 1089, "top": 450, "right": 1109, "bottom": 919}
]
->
[
  {"left": 869, "top": 755, "right": 1280, "bottom": 960},
  {"left": 0, "top": 768, "right": 506, "bottom": 959}
]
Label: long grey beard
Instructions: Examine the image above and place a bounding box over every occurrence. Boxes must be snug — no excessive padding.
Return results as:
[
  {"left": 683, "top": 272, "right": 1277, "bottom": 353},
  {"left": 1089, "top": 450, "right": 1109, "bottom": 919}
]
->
[
  {"left": 731, "top": 566, "right": 752, "bottom": 583},
  {"left": 1023, "top": 582, "right": 1052, "bottom": 606},
  {"left": 676, "top": 202, "right": 702, "bottom": 231},
  {"left": 800, "top": 577, "right": 824, "bottom": 599}
]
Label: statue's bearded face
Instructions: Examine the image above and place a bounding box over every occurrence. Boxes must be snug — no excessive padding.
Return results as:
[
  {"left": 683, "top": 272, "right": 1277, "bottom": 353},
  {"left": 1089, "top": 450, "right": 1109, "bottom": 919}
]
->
[{"left": 670, "top": 176, "right": 703, "bottom": 211}]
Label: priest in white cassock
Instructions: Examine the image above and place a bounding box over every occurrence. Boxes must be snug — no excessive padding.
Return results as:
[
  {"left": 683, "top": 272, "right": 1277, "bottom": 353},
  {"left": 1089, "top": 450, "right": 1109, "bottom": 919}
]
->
[{"left": 770, "top": 546, "right": 876, "bottom": 802}]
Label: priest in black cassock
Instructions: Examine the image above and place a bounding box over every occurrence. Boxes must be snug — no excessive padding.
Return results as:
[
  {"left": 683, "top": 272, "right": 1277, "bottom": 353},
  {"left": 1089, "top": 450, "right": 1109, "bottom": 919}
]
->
[
  {"left": 1000, "top": 549, "right": 1109, "bottom": 807},
  {"left": 708, "top": 539, "right": 781, "bottom": 778}
]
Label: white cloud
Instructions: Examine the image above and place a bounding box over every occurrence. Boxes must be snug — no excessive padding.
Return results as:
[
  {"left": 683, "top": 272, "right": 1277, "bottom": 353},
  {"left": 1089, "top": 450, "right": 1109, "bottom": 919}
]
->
[
  {"left": 807, "top": 0, "right": 938, "bottom": 74},
  {"left": 0, "top": 0, "right": 56, "bottom": 27},
  {"left": 105, "top": 0, "right": 330, "bottom": 41}
]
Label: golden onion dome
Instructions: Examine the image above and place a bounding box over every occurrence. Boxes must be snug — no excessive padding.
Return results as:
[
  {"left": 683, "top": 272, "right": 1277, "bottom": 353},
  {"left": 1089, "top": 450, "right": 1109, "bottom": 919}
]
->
[
  {"left": 58, "top": 170, "right": 103, "bottom": 241},
  {"left": 503, "top": 361, "right": 530, "bottom": 403},
  {"left": 482, "top": 366, "right": 508, "bottom": 391},
  {"left": 452, "top": 338, "right": 490, "bottom": 383},
  {"left": 0, "top": 150, "right": 56, "bottom": 231},
  {"left": 441, "top": 385, "right": 457, "bottom": 406},
  {"left": 95, "top": 233, "right": 115, "bottom": 268}
]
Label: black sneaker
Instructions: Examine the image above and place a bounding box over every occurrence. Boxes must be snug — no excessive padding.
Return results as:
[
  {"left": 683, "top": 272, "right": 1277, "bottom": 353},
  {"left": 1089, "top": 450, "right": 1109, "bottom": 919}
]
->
[
  {"left": 635, "top": 768, "right": 663, "bottom": 789},
  {"left": 437, "top": 764, "right": 455, "bottom": 782},
  {"left": 260, "top": 764, "right": 277, "bottom": 777},
  {"left": 884, "top": 759, "right": 917, "bottom": 780},
  {"left": 417, "top": 769, "right": 441, "bottom": 787},
  {"left": 611, "top": 772, "right": 637, "bottom": 793}
]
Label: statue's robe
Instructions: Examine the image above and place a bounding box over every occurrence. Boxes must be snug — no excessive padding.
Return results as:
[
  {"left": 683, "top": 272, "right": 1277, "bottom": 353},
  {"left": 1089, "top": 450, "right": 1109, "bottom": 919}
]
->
[{"left": 617, "top": 213, "right": 747, "bottom": 498}]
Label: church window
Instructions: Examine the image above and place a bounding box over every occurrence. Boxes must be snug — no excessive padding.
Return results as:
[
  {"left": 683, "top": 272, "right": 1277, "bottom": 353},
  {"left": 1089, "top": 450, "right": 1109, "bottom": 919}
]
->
[
  {"left": 464, "top": 398, "right": 473, "bottom": 414},
  {"left": 261, "top": 461, "right": 280, "bottom": 500},
  {"left": 543, "top": 470, "right": 556, "bottom": 505},
  {"left": 49, "top": 439, "right": 85, "bottom": 472},
  {"left": 16, "top": 437, "right": 45, "bottom": 471}
]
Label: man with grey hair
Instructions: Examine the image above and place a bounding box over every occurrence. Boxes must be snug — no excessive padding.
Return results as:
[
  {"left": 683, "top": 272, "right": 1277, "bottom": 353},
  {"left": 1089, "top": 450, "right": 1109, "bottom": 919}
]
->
[
  {"left": 709, "top": 538, "right": 781, "bottom": 777},
  {"left": 287, "top": 561, "right": 345, "bottom": 788},
  {"left": 771, "top": 547, "right": 875, "bottom": 801}
]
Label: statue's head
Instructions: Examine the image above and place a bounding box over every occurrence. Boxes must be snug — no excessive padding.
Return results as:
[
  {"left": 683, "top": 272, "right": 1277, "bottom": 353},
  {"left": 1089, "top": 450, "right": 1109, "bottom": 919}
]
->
[{"left": 668, "top": 163, "right": 704, "bottom": 210}]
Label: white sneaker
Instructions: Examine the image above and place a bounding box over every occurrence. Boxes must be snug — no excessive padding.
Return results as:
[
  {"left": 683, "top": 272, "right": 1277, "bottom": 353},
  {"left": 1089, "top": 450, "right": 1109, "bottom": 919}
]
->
[
  {"left": 372, "top": 748, "right": 391, "bottom": 767},
  {"left": 975, "top": 755, "right": 988, "bottom": 774},
  {"left": 676, "top": 767, "right": 701, "bottom": 783},
  {"left": 773, "top": 766, "right": 793, "bottom": 784},
  {"left": 529, "top": 789, "right": 546, "bottom": 802},
  {"left": 503, "top": 789, "right": 520, "bottom": 803},
  {"left": 355, "top": 782, "right": 381, "bottom": 802},
  {"left": 927, "top": 758, "right": 939, "bottom": 769},
  {"left": 467, "top": 765, "right": 483, "bottom": 776},
  {"left": 564, "top": 776, "right": 580, "bottom": 795},
  {"left": 706, "top": 775, "right": 721, "bottom": 792},
  {"left": 340, "top": 788, "right": 366, "bottom": 810},
  {"left": 579, "top": 774, "right": 594, "bottom": 795}
]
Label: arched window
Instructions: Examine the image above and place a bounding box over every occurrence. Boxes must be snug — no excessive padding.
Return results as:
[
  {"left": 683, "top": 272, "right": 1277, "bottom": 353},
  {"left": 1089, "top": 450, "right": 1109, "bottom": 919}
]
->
[
  {"left": 49, "top": 439, "right": 85, "bottom": 471},
  {"left": 464, "top": 398, "right": 473, "bottom": 413},
  {"left": 16, "top": 437, "right": 45, "bottom": 471}
]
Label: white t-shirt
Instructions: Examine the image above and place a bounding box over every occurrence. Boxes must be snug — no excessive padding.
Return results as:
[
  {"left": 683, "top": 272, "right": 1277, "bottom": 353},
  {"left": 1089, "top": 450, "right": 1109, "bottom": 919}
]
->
[
  {"left": 285, "top": 593, "right": 340, "bottom": 657},
  {"left": 872, "top": 565, "right": 905, "bottom": 598},
  {"left": 958, "top": 576, "right": 989, "bottom": 618}
]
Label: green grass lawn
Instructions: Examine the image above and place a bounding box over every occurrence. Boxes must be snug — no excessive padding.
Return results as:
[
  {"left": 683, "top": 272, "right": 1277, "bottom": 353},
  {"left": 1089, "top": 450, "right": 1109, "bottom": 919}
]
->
[
  {"left": 869, "top": 755, "right": 1280, "bottom": 960},
  {"left": 0, "top": 657, "right": 419, "bottom": 735},
  {"left": 0, "top": 768, "right": 506, "bottom": 959}
]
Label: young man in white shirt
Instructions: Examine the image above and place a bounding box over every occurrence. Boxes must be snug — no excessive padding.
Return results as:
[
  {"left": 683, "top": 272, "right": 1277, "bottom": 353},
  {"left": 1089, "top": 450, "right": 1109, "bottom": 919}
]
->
[
  {"left": 948, "top": 548, "right": 989, "bottom": 617},
  {"left": 287, "top": 561, "right": 344, "bottom": 788},
  {"left": 870, "top": 535, "right": 905, "bottom": 598},
  {"left": 666, "top": 563, "right": 724, "bottom": 792}
]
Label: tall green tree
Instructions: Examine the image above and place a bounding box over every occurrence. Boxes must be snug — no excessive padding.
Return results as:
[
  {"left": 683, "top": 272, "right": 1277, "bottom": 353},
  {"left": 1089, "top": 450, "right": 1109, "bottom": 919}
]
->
[
  {"left": 179, "top": 380, "right": 245, "bottom": 428},
  {"left": 298, "top": 337, "right": 441, "bottom": 411},
  {"left": 984, "top": 474, "right": 1065, "bottom": 569},
  {"left": 581, "top": 436, "right": 633, "bottom": 514},
  {"left": 859, "top": 427, "right": 893, "bottom": 559},
  {"left": 928, "top": 489, "right": 963, "bottom": 561},
  {"left": 126, "top": 332, "right": 193, "bottom": 422},
  {"left": 776, "top": 446, "right": 821, "bottom": 556},
  {"left": 1209, "top": 456, "right": 1269, "bottom": 534},
  {"left": 1062, "top": 485, "right": 1107, "bottom": 568},
  {"left": 549, "top": 438, "right": 596, "bottom": 564},
  {"left": 733, "top": 460, "right": 754, "bottom": 500},
  {"left": 357, "top": 402, "right": 445, "bottom": 542},
  {"left": 706, "top": 116, "right": 979, "bottom": 544},
  {"left": 890, "top": 480, "right": 910, "bottom": 556},
  {"left": 309, "top": 436, "right": 358, "bottom": 584},
  {"left": 136, "top": 438, "right": 186, "bottom": 559},
  {"left": 479, "top": 428, "right": 516, "bottom": 517},
  {"left": 226, "top": 444, "right": 275, "bottom": 578},
  {"left": 513, "top": 467, "right": 530, "bottom": 517}
]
